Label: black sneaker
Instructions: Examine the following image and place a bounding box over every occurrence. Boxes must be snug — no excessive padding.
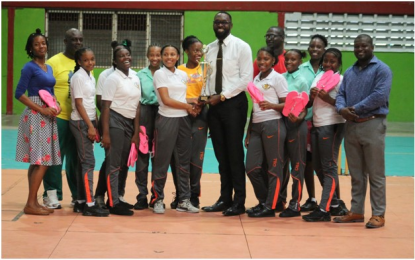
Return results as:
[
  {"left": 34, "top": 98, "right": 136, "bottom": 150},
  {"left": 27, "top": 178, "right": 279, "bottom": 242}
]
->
[
  {"left": 190, "top": 196, "right": 200, "bottom": 209},
  {"left": 302, "top": 208, "right": 331, "bottom": 222},
  {"left": 274, "top": 201, "right": 286, "bottom": 212},
  {"left": 134, "top": 198, "right": 149, "bottom": 210},
  {"left": 279, "top": 207, "right": 301, "bottom": 218},
  {"left": 330, "top": 200, "right": 349, "bottom": 216},
  {"left": 300, "top": 198, "right": 318, "bottom": 212},
  {"left": 73, "top": 201, "right": 86, "bottom": 213},
  {"left": 248, "top": 207, "right": 275, "bottom": 218},
  {"left": 170, "top": 196, "right": 179, "bottom": 209},
  {"left": 246, "top": 203, "right": 264, "bottom": 214},
  {"left": 109, "top": 203, "right": 134, "bottom": 216},
  {"left": 119, "top": 200, "right": 134, "bottom": 209},
  {"left": 83, "top": 204, "right": 110, "bottom": 217}
]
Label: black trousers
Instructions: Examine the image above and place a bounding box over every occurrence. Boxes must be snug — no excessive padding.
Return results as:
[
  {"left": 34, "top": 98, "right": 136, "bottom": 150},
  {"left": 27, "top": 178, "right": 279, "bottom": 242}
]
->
[{"left": 207, "top": 92, "right": 248, "bottom": 206}]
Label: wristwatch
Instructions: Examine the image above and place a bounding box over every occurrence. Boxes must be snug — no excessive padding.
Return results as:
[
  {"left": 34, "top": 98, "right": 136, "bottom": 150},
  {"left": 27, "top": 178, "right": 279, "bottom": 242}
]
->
[{"left": 220, "top": 93, "right": 226, "bottom": 102}]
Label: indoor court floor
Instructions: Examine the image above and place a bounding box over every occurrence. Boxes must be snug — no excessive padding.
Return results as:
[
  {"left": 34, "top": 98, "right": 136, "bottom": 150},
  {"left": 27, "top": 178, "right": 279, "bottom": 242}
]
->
[{"left": 1, "top": 115, "right": 414, "bottom": 258}]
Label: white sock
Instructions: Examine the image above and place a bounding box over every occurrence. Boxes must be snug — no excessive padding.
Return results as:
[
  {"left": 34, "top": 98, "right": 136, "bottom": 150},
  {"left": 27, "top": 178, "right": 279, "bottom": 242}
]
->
[
  {"left": 311, "top": 198, "right": 317, "bottom": 203},
  {"left": 320, "top": 207, "right": 327, "bottom": 213},
  {"left": 87, "top": 202, "right": 95, "bottom": 207},
  {"left": 77, "top": 200, "right": 86, "bottom": 204}
]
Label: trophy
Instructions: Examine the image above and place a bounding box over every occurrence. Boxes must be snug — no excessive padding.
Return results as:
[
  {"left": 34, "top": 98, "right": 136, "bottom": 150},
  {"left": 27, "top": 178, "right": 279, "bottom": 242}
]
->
[{"left": 198, "top": 45, "right": 211, "bottom": 102}]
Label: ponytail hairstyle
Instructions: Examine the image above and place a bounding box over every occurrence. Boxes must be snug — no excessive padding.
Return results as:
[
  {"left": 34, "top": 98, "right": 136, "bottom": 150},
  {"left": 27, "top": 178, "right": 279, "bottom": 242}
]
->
[
  {"left": 112, "top": 39, "right": 132, "bottom": 69},
  {"left": 182, "top": 35, "right": 202, "bottom": 51},
  {"left": 285, "top": 49, "right": 307, "bottom": 60},
  {"left": 319, "top": 48, "right": 343, "bottom": 73},
  {"left": 257, "top": 46, "right": 277, "bottom": 65},
  {"left": 25, "top": 28, "right": 49, "bottom": 58},
  {"left": 74, "top": 47, "right": 93, "bottom": 73},
  {"left": 161, "top": 44, "right": 180, "bottom": 68}
]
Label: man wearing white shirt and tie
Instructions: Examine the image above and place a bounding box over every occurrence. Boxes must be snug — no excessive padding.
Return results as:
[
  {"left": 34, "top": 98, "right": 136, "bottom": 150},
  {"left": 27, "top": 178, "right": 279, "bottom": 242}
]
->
[{"left": 201, "top": 11, "right": 253, "bottom": 216}]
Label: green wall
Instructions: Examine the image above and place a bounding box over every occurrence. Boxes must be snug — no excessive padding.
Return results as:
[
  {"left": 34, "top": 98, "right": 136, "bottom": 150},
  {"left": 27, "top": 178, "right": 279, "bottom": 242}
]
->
[
  {"left": 2, "top": 8, "right": 46, "bottom": 114},
  {"left": 3, "top": 8, "right": 414, "bottom": 122},
  {"left": 2, "top": 8, "right": 8, "bottom": 114}
]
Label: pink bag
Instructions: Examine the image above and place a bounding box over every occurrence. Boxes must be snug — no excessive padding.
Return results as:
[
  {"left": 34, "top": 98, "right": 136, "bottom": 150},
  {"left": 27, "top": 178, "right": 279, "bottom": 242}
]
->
[
  {"left": 39, "top": 90, "right": 58, "bottom": 110},
  {"left": 247, "top": 82, "right": 264, "bottom": 103},
  {"left": 282, "top": 91, "right": 309, "bottom": 117},
  {"left": 139, "top": 126, "right": 148, "bottom": 154},
  {"left": 316, "top": 70, "right": 340, "bottom": 92}
]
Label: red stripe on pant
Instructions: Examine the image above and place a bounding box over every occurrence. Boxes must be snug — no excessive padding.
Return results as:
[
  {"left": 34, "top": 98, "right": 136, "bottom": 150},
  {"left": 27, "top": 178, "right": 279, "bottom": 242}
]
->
[
  {"left": 84, "top": 168, "right": 93, "bottom": 203},
  {"left": 325, "top": 174, "right": 336, "bottom": 212},
  {"left": 291, "top": 174, "right": 302, "bottom": 209},
  {"left": 272, "top": 177, "right": 280, "bottom": 210},
  {"left": 106, "top": 168, "right": 120, "bottom": 207}
]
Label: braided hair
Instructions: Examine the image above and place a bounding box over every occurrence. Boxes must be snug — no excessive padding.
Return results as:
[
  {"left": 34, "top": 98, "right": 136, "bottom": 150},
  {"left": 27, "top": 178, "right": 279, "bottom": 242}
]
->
[{"left": 25, "top": 28, "right": 48, "bottom": 58}]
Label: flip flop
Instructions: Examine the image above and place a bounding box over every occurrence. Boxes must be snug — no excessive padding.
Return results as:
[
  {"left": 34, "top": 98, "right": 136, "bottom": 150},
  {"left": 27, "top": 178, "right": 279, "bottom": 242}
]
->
[
  {"left": 127, "top": 144, "right": 138, "bottom": 167},
  {"left": 39, "top": 90, "right": 58, "bottom": 110},
  {"left": 316, "top": 70, "right": 340, "bottom": 92},
  {"left": 282, "top": 91, "right": 309, "bottom": 117},
  {"left": 139, "top": 125, "right": 149, "bottom": 154},
  {"left": 321, "top": 72, "right": 340, "bottom": 92},
  {"left": 247, "top": 82, "right": 264, "bottom": 103},
  {"left": 316, "top": 70, "right": 333, "bottom": 90}
]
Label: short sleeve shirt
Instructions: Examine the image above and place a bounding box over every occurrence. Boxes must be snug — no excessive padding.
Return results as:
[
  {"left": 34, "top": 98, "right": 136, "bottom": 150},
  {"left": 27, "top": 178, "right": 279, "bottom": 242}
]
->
[
  {"left": 70, "top": 67, "right": 96, "bottom": 121},
  {"left": 102, "top": 68, "right": 141, "bottom": 119},
  {"left": 252, "top": 70, "right": 288, "bottom": 123},
  {"left": 153, "top": 66, "right": 188, "bottom": 118}
]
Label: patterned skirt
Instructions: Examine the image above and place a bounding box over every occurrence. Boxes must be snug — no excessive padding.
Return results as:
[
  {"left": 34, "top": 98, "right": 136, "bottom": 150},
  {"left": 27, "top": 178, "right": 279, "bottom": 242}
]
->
[{"left": 15, "top": 96, "right": 62, "bottom": 166}]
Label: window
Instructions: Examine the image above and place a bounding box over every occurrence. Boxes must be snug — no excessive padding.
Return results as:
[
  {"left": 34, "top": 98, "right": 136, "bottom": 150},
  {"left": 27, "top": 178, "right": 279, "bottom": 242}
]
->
[
  {"left": 284, "top": 12, "right": 414, "bottom": 52},
  {"left": 46, "top": 10, "right": 183, "bottom": 68}
]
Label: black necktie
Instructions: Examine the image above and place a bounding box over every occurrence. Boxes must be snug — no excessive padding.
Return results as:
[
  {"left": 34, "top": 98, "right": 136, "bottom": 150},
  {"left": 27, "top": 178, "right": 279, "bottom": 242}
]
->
[{"left": 215, "top": 40, "right": 223, "bottom": 95}]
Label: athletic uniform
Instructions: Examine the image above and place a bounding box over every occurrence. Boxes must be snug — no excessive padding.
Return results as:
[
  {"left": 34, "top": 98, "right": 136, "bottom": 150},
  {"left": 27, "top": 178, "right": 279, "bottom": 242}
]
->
[
  {"left": 245, "top": 69, "right": 288, "bottom": 210},
  {"left": 311, "top": 73, "right": 345, "bottom": 211},
  {"left": 151, "top": 66, "right": 192, "bottom": 204},
  {"left": 69, "top": 67, "right": 97, "bottom": 204},
  {"left": 282, "top": 69, "right": 309, "bottom": 212},
  {"left": 101, "top": 68, "right": 141, "bottom": 207}
]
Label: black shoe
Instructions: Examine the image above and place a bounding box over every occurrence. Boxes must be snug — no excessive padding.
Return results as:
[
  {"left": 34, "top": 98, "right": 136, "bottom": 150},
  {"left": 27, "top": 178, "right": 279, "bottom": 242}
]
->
[
  {"left": 109, "top": 203, "right": 134, "bottom": 216},
  {"left": 202, "top": 200, "right": 230, "bottom": 212},
  {"left": 248, "top": 207, "right": 275, "bottom": 218},
  {"left": 190, "top": 196, "right": 200, "bottom": 209},
  {"left": 170, "top": 196, "right": 180, "bottom": 210},
  {"left": 246, "top": 203, "right": 264, "bottom": 214},
  {"left": 83, "top": 204, "right": 110, "bottom": 217},
  {"left": 274, "top": 201, "right": 287, "bottom": 212},
  {"left": 330, "top": 200, "right": 349, "bottom": 216},
  {"left": 279, "top": 207, "right": 301, "bottom": 218},
  {"left": 223, "top": 203, "right": 245, "bottom": 216},
  {"left": 119, "top": 200, "right": 134, "bottom": 209},
  {"left": 134, "top": 198, "right": 149, "bottom": 210},
  {"left": 73, "top": 201, "right": 86, "bottom": 213},
  {"left": 302, "top": 208, "right": 331, "bottom": 222},
  {"left": 300, "top": 198, "right": 318, "bottom": 212}
]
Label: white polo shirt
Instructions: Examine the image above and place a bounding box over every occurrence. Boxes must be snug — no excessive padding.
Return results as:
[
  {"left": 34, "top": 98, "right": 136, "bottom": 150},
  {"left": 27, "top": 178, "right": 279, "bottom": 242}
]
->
[
  {"left": 252, "top": 70, "right": 288, "bottom": 123},
  {"left": 102, "top": 68, "right": 141, "bottom": 119},
  {"left": 153, "top": 66, "right": 188, "bottom": 118},
  {"left": 70, "top": 67, "right": 97, "bottom": 121},
  {"left": 311, "top": 73, "right": 346, "bottom": 127},
  {"left": 96, "top": 67, "right": 115, "bottom": 96}
]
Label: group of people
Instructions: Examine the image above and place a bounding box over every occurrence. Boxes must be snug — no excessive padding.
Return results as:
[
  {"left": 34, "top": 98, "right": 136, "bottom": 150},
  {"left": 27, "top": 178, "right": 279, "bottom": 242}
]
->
[{"left": 15, "top": 11, "right": 392, "bottom": 229}]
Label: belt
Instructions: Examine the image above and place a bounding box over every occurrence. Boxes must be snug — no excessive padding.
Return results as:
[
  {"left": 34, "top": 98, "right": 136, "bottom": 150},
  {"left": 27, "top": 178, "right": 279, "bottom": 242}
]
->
[{"left": 353, "top": 114, "right": 386, "bottom": 123}]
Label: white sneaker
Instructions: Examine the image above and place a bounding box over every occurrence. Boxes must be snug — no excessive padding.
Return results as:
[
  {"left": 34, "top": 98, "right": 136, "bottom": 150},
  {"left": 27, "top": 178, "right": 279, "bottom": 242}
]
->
[
  {"left": 177, "top": 199, "right": 199, "bottom": 213},
  {"left": 153, "top": 200, "right": 165, "bottom": 214},
  {"left": 43, "top": 190, "right": 61, "bottom": 209}
]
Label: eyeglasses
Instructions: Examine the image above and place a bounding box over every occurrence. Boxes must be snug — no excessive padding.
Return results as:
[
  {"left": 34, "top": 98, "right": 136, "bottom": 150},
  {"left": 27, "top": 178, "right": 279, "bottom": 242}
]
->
[
  {"left": 213, "top": 21, "right": 230, "bottom": 26},
  {"left": 191, "top": 49, "right": 203, "bottom": 54},
  {"left": 264, "top": 34, "right": 284, "bottom": 40}
]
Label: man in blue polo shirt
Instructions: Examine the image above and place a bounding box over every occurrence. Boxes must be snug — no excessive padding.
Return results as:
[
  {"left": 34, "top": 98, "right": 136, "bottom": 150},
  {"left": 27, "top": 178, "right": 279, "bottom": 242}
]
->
[{"left": 334, "top": 34, "right": 392, "bottom": 229}]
